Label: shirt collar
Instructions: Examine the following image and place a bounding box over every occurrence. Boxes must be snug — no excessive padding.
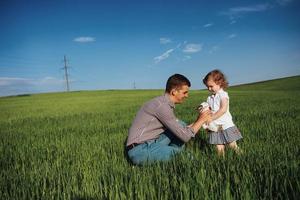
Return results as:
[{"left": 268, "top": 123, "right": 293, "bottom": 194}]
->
[
  {"left": 217, "top": 88, "right": 224, "bottom": 94},
  {"left": 164, "top": 93, "right": 175, "bottom": 109},
  {"left": 212, "top": 88, "right": 224, "bottom": 97}
]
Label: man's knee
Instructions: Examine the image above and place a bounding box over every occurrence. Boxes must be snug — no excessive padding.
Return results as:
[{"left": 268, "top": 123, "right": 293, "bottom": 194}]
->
[
  {"left": 129, "top": 145, "right": 183, "bottom": 165},
  {"left": 127, "top": 150, "right": 148, "bottom": 165}
]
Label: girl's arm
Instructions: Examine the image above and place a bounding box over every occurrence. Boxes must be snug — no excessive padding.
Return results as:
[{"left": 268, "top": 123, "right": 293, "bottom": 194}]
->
[{"left": 211, "top": 97, "right": 228, "bottom": 121}]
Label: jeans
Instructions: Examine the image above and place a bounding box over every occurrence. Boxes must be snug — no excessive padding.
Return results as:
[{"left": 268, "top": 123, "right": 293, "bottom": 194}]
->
[{"left": 127, "top": 121, "right": 186, "bottom": 165}]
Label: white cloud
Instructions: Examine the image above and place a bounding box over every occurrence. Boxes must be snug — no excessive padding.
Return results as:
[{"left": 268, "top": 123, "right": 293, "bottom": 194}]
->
[
  {"left": 183, "top": 43, "right": 202, "bottom": 53},
  {"left": 220, "top": 1, "right": 293, "bottom": 20},
  {"left": 230, "top": 20, "right": 237, "bottom": 25},
  {"left": 277, "top": 0, "right": 293, "bottom": 6},
  {"left": 160, "top": 37, "right": 172, "bottom": 44},
  {"left": 0, "top": 77, "right": 66, "bottom": 97},
  {"left": 203, "top": 23, "right": 213, "bottom": 28},
  {"left": 220, "top": 4, "right": 272, "bottom": 18},
  {"left": 153, "top": 42, "right": 184, "bottom": 64},
  {"left": 39, "top": 77, "right": 65, "bottom": 85},
  {"left": 154, "top": 49, "right": 174, "bottom": 63},
  {"left": 74, "top": 37, "right": 95, "bottom": 43},
  {"left": 209, "top": 46, "right": 220, "bottom": 54},
  {"left": 0, "top": 77, "right": 65, "bottom": 87},
  {"left": 228, "top": 34, "right": 237, "bottom": 39},
  {"left": 182, "top": 55, "right": 192, "bottom": 61},
  {"left": 230, "top": 4, "right": 271, "bottom": 13},
  {"left": 0, "top": 77, "right": 33, "bottom": 86}
]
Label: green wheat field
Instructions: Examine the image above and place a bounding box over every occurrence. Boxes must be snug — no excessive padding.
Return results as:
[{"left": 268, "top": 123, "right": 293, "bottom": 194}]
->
[{"left": 1, "top": 76, "right": 299, "bottom": 199}]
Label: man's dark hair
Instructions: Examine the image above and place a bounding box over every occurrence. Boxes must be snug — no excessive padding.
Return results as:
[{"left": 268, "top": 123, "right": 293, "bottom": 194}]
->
[{"left": 165, "top": 74, "right": 191, "bottom": 93}]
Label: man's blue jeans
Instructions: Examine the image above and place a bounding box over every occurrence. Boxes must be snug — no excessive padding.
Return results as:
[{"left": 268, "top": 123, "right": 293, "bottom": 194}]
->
[{"left": 127, "top": 124, "right": 186, "bottom": 165}]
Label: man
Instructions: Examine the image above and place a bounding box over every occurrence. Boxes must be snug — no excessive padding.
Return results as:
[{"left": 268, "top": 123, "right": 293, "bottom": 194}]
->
[{"left": 126, "top": 74, "right": 211, "bottom": 165}]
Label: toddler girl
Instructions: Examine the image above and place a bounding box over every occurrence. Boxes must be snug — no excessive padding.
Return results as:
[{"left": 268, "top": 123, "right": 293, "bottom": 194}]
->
[{"left": 202, "top": 69, "right": 242, "bottom": 155}]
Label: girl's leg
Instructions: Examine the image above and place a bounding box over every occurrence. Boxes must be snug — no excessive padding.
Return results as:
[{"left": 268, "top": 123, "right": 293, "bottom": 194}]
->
[
  {"left": 228, "top": 141, "right": 242, "bottom": 154},
  {"left": 216, "top": 144, "right": 225, "bottom": 156}
]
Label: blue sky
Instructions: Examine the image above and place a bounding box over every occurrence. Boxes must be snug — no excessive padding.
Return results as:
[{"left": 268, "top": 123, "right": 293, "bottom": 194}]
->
[{"left": 0, "top": 0, "right": 300, "bottom": 96}]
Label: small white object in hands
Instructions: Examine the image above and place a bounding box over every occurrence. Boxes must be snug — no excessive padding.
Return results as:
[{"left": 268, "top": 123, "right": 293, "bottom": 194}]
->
[{"left": 197, "top": 102, "right": 219, "bottom": 132}]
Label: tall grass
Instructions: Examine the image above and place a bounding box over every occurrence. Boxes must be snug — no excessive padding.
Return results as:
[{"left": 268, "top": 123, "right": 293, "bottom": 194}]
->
[{"left": 0, "top": 78, "right": 299, "bottom": 199}]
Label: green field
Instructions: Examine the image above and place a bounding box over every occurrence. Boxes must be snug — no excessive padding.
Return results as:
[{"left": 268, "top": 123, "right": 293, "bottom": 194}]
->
[{"left": 1, "top": 76, "right": 300, "bottom": 199}]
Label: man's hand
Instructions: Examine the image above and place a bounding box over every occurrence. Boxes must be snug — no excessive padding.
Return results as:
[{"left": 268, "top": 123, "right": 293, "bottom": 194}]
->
[
  {"left": 190, "top": 110, "right": 212, "bottom": 134},
  {"left": 197, "top": 110, "right": 211, "bottom": 123},
  {"left": 206, "top": 116, "right": 213, "bottom": 124},
  {"left": 187, "top": 123, "right": 194, "bottom": 128}
]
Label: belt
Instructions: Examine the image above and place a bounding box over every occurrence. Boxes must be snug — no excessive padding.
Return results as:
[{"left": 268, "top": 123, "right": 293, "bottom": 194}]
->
[
  {"left": 126, "top": 143, "right": 140, "bottom": 151},
  {"left": 207, "top": 125, "right": 223, "bottom": 133}
]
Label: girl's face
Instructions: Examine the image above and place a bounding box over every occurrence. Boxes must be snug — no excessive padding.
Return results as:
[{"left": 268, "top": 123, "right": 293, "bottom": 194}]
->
[{"left": 206, "top": 79, "right": 221, "bottom": 94}]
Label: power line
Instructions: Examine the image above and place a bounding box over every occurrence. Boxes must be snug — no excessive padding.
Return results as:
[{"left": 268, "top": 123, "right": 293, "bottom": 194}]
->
[{"left": 63, "top": 55, "right": 70, "bottom": 92}]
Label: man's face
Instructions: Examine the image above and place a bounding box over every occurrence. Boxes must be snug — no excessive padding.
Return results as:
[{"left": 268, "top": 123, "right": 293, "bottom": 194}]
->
[{"left": 172, "top": 85, "right": 189, "bottom": 104}]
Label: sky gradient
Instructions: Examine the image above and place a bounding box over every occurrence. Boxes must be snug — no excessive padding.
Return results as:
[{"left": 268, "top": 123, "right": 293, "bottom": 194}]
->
[{"left": 0, "top": 0, "right": 300, "bottom": 96}]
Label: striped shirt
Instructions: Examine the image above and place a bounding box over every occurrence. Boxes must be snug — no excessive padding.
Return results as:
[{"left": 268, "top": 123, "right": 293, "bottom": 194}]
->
[{"left": 126, "top": 94, "right": 195, "bottom": 146}]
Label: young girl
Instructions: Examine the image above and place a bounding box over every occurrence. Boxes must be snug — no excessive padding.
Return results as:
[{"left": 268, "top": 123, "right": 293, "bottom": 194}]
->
[{"left": 202, "top": 69, "right": 242, "bottom": 155}]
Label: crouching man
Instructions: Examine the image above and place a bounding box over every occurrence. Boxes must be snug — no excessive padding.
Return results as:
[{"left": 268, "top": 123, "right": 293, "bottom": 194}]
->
[{"left": 126, "top": 74, "right": 211, "bottom": 165}]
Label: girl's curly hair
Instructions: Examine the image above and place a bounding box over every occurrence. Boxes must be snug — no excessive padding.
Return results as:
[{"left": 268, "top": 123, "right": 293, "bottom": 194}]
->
[{"left": 203, "top": 69, "right": 229, "bottom": 89}]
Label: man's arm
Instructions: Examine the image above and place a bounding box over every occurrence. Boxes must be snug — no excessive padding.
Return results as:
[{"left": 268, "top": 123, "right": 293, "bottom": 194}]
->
[{"left": 155, "top": 105, "right": 211, "bottom": 142}]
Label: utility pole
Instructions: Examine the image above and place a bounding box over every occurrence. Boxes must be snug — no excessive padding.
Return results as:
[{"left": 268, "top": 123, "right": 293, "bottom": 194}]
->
[{"left": 63, "top": 55, "right": 70, "bottom": 92}]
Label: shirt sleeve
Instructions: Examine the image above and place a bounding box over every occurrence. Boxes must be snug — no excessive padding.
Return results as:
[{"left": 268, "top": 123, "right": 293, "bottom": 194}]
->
[
  {"left": 154, "top": 103, "right": 195, "bottom": 142},
  {"left": 219, "top": 90, "right": 229, "bottom": 99}
]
